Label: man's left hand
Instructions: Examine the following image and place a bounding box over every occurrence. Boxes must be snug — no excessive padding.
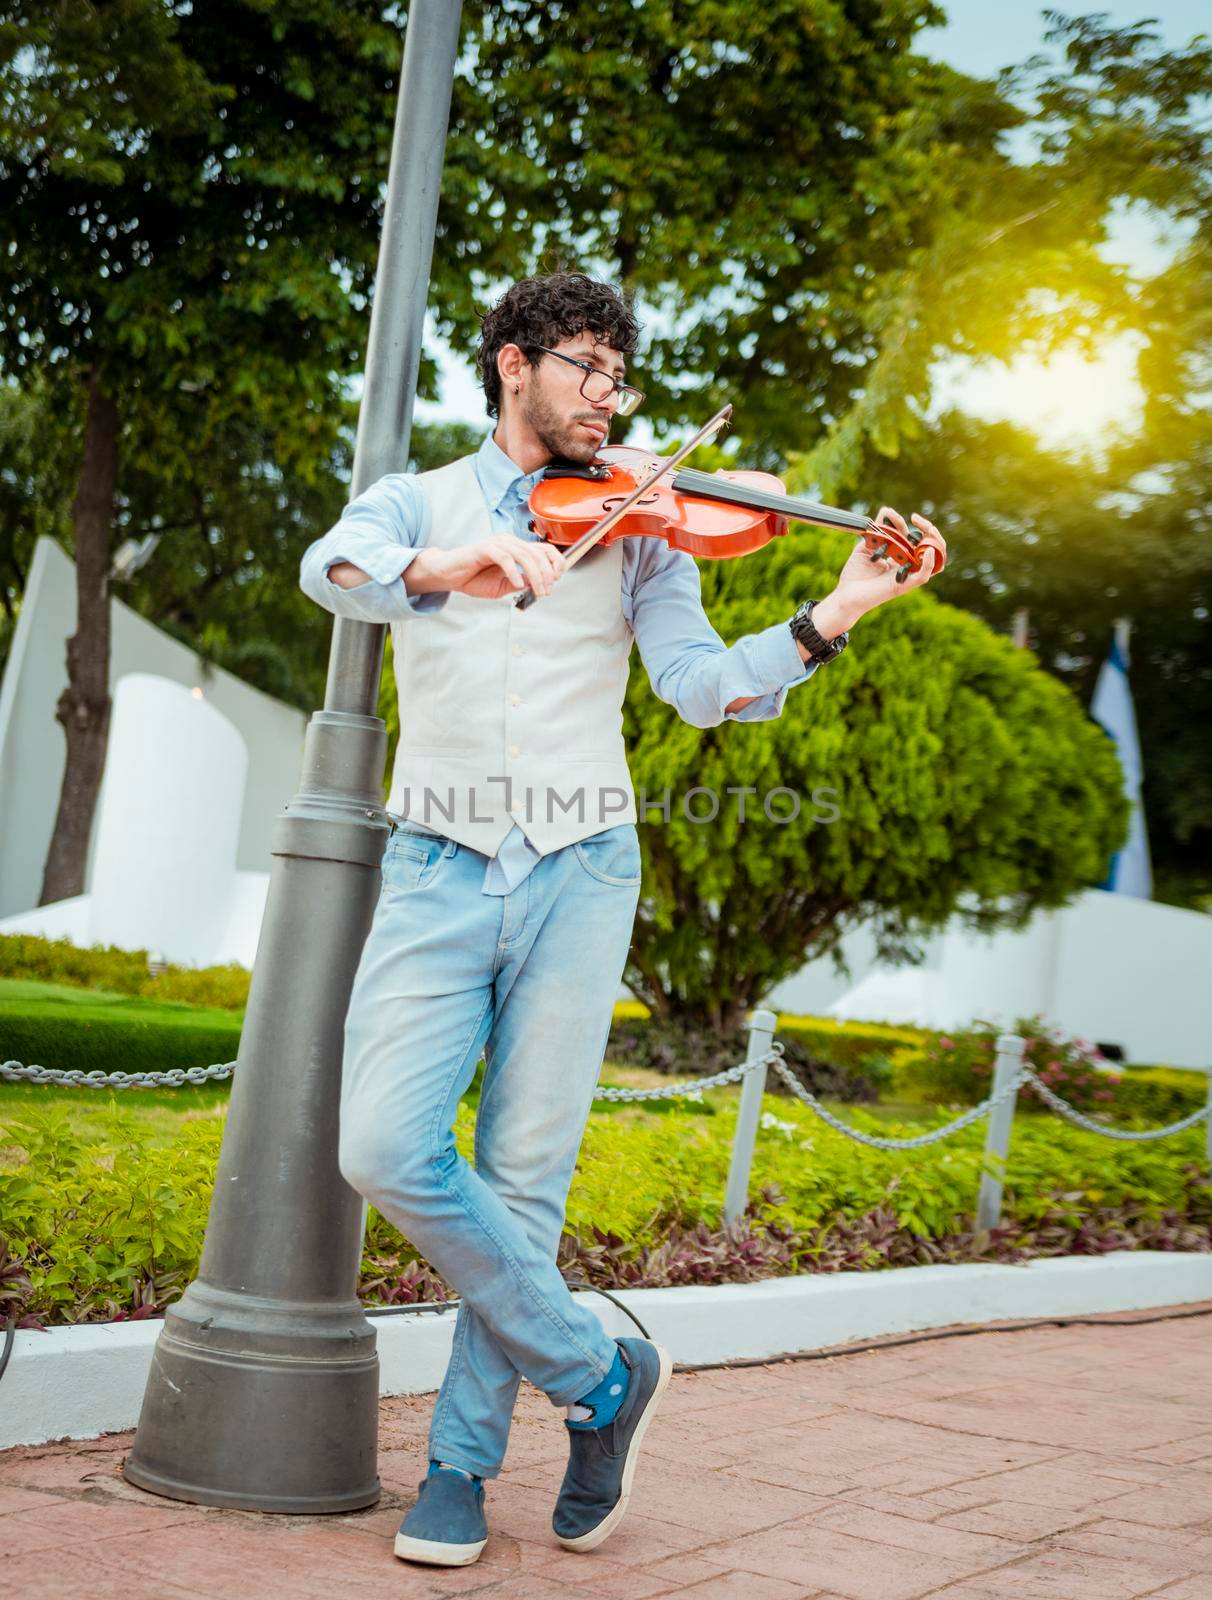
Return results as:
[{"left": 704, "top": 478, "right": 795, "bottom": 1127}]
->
[{"left": 810, "top": 508, "right": 945, "bottom": 641}]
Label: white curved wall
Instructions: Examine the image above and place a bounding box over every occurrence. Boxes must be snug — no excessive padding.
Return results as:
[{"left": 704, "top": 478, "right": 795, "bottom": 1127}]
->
[
  {"left": 88, "top": 676, "right": 248, "bottom": 966},
  {"left": 0, "top": 538, "right": 306, "bottom": 922}
]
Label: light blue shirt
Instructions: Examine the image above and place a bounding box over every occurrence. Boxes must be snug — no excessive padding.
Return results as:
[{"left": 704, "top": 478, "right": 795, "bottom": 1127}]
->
[{"left": 299, "top": 433, "right": 816, "bottom": 893}]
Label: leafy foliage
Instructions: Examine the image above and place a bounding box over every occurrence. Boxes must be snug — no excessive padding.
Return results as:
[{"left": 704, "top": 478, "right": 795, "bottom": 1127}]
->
[
  {"left": 625, "top": 531, "right": 1127, "bottom": 1027},
  {"left": 895, "top": 1015, "right": 1210, "bottom": 1123},
  {"left": 0, "top": 1107, "right": 222, "bottom": 1326},
  {"left": 3, "top": 1085, "right": 1206, "bottom": 1326},
  {"left": 791, "top": 14, "right": 1212, "bottom": 906},
  {"left": 462, "top": 0, "right": 1017, "bottom": 462}
]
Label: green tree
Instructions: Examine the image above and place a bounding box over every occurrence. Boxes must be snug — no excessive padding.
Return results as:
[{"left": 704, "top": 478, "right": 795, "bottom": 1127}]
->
[
  {"left": 0, "top": 378, "right": 79, "bottom": 670},
  {"left": 624, "top": 528, "right": 1127, "bottom": 1030},
  {"left": 833, "top": 407, "right": 1212, "bottom": 910},
  {"left": 463, "top": 0, "right": 1018, "bottom": 462},
  {"left": 0, "top": 0, "right": 392, "bottom": 898},
  {"left": 791, "top": 14, "right": 1212, "bottom": 907},
  {"left": 3, "top": 0, "right": 1005, "bottom": 906}
]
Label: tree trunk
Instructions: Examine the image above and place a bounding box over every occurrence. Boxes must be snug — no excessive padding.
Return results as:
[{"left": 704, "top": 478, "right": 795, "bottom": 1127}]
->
[{"left": 39, "top": 373, "right": 118, "bottom": 905}]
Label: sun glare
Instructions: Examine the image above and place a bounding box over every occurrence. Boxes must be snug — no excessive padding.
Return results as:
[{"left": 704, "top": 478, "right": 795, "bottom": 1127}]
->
[{"left": 939, "top": 333, "right": 1146, "bottom": 453}]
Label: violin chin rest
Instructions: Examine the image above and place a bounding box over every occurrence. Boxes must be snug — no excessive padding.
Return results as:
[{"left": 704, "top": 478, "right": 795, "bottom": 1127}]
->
[{"left": 541, "top": 460, "right": 612, "bottom": 483}]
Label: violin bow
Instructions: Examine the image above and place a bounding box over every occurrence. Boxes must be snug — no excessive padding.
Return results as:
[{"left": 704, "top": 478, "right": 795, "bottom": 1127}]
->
[{"left": 513, "top": 403, "right": 733, "bottom": 611}]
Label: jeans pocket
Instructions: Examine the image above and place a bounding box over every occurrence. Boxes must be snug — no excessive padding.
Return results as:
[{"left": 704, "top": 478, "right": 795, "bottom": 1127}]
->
[
  {"left": 381, "top": 831, "right": 451, "bottom": 894},
  {"left": 572, "top": 824, "right": 642, "bottom": 887}
]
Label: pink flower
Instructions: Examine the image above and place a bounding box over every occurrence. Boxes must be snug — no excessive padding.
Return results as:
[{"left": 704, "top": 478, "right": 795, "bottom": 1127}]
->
[
  {"left": 939, "top": 1037, "right": 955, "bottom": 1050},
  {"left": 1094, "top": 1089, "right": 1113, "bottom": 1101}
]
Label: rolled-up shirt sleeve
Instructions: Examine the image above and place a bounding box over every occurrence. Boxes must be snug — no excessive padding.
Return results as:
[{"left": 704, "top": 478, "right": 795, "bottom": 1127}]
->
[
  {"left": 623, "top": 540, "right": 816, "bottom": 729},
  {"left": 299, "top": 472, "right": 448, "bottom": 622}
]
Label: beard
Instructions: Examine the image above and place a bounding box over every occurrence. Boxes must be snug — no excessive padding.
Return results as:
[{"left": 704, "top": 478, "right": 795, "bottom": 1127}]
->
[{"left": 521, "top": 385, "right": 608, "bottom": 464}]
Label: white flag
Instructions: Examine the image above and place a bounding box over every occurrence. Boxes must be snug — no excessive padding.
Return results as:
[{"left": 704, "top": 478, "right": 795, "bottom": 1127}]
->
[{"left": 1090, "top": 620, "right": 1152, "bottom": 899}]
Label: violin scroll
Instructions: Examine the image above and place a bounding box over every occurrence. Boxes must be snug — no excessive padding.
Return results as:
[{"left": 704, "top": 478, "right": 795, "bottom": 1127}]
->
[{"left": 863, "top": 512, "right": 946, "bottom": 584}]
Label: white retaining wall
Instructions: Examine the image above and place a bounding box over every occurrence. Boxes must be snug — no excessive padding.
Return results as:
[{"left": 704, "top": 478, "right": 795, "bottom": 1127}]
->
[
  {"left": 4, "top": 1252, "right": 1210, "bottom": 1450},
  {"left": 769, "top": 891, "right": 1212, "bottom": 1070}
]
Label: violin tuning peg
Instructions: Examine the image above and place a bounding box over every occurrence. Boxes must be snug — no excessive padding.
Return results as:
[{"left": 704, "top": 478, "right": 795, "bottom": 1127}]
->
[
  {"left": 869, "top": 542, "right": 889, "bottom": 563},
  {"left": 895, "top": 562, "right": 913, "bottom": 584}
]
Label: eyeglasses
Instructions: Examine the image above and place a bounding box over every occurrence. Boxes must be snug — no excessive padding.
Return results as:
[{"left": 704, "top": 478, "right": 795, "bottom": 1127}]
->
[{"left": 531, "top": 346, "right": 646, "bottom": 417}]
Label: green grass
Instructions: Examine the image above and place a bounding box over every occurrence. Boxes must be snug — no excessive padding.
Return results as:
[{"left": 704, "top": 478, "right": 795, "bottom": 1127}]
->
[{"left": 0, "top": 977, "right": 241, "bottom": 1024}]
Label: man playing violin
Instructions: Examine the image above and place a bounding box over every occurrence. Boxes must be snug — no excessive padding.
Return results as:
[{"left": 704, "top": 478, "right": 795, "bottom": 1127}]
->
[{"left": 299, "top": 271, "right": 944, "bottom": 1569}]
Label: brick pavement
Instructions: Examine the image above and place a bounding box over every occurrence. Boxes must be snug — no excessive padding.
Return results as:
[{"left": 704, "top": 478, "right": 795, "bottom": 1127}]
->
[{"left": 2, "top": 1306, "right": 1210, "bottom": 1600}]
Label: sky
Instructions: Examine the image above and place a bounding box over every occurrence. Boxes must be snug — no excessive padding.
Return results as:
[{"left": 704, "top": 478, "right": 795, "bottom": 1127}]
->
[
  {"left": 916, "top": 0, "right": 1206, "bottom": 80},
  {"left": 417, "top": 2, "right": 1208, "bottom": 450}
]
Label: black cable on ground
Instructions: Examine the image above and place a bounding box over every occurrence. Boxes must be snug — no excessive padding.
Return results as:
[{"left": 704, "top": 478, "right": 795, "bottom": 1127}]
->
[
  {"left": 672, "top": 1301, "right": 1212, "bottom": 1374},
  {"left": 567, "top": 1282, "right": 652, "bottom": 1340},
  {"left": 362, "top": 1282, "right": 653, "bottom": 1340}
]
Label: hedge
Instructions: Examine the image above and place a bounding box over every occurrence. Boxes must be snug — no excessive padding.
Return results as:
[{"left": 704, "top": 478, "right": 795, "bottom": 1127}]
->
[
  {"left": 605, "top": 1008, "right": 931, "bottom": 1101},
  {"left": 1112, "top": 1066, "right": 1210, "bottom": 1123},
  {"left": 0, "top": 933, "right": 249, "bottom": 1011},
  {"left": 3, "top": 1088, "right": 1207, "bottom": 1327},
  {"left": 0, "top": 987, "right": 243, "bottom": 1079}
]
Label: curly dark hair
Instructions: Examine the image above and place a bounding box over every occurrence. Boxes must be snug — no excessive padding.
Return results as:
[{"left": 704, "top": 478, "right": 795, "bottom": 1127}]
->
[{"left": 476, "top": 272, "right": 640, "bottom": 419}]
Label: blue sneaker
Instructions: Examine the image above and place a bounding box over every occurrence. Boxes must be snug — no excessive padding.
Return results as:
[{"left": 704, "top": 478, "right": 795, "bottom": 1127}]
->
[
  {"left": 553, "top": 1337, "right": 673, "bottom": 1551},
  {"left": 394, "top": 1464, "right": 488, "bottom": 1567}
]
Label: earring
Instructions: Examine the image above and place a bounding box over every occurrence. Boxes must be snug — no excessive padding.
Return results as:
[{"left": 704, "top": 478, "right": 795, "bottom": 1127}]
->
[{"left": 514, "top": 384, "right": 521, "bottom": 394}]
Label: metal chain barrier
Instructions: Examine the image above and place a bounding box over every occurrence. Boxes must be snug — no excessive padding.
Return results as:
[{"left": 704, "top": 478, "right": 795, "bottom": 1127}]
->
[
  {"left": 1020, "top": 1067, "right": 1209, "bottom": 1141},
  {"left": 2, "top": 1044, "right": 1207, "bottom": 1147},
  {"left": 768, "top": 1051, "right": 1031, "bottom": 1150},
  {"left": 0, "top": 1060, "right": 236, "bottom": 1089}
]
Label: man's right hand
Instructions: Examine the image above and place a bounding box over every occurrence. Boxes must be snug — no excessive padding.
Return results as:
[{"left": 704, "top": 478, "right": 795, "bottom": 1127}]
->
[
  {"left": 412, "top": 535, "right": 567, "bottom": 601},
  {"left": 328, "top": 536, "right": 566, "bottom": 602}
]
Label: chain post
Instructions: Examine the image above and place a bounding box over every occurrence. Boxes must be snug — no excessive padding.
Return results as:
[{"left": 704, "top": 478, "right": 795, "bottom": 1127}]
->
[
  {"left": 723, "top": 1008, "right": 778, "bottom": 1226},
  {"left": 976, "top": 1034, "right": 1026, "bottom": 1232}
]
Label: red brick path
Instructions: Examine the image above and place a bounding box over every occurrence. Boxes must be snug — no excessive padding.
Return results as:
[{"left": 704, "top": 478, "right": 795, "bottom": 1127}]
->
[{"left": 3, "top": 1307, "right": 1211, "bottom": 1599}]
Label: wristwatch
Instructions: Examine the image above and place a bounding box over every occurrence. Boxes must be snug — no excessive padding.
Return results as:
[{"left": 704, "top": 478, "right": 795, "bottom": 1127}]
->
[{"left": 789, "top": 599, "right": 849, "bottom": 666}]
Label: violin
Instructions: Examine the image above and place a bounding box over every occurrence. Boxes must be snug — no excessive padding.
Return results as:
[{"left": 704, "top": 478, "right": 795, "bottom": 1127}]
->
[{"left": 514, "top": 403, "right": 945, "bottom": 610}]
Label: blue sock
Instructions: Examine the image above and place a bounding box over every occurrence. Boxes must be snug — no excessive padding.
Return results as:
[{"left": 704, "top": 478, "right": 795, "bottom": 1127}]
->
[
  {"left": 430, "top": 1460, "right": 482, "bottom": 1487},
  {"left": 566, "top": 1344, "right": 630, "bottom": 1431}
]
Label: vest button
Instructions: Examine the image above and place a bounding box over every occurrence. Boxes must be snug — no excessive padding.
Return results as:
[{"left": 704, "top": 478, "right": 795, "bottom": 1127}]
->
[
  {"left": 510, "top": 693, "right": 522, "bottom": 706},
  {"left": 508, "top": 743, "right": 521, "bottom": 758},
  {"left": 512, "top": 644, "right": 524, "bottom": 657}
]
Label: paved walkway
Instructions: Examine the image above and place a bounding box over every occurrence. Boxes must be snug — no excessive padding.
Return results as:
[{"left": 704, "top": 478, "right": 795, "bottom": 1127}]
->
[{"left": 3, "top": 1306, "right": 1211, "bottom": 1599}]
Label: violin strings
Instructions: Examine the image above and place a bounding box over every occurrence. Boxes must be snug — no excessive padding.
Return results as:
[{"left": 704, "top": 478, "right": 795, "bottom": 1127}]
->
[{"left": 668, "top": 465, "right": 872, "bottom": 534}]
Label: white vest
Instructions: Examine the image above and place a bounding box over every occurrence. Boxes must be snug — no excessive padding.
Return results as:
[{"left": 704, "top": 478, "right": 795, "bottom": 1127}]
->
[{"left": 385, "top": 454, "right": 638, "bottom": 854}]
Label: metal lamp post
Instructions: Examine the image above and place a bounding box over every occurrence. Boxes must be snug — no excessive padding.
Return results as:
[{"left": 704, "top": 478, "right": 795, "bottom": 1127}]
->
[{"left": 124, "top": 0, "right": 465, "bottom": 1513}]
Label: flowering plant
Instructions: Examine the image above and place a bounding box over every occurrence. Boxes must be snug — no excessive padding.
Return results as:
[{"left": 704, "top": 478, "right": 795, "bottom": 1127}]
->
[{"left": 902, "top": 1016, "right": 1120, "bottom": 1114}]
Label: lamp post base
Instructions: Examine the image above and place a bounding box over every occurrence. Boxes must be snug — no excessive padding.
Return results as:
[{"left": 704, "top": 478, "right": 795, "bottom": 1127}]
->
[{"left": 123, "top": 1282, "right": 380, "bottom": 1513}]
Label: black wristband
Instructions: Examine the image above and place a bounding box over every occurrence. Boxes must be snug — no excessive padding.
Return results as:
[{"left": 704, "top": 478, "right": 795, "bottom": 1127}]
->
[{"left": 789, "top": 599, "right": 848, "bottom": 666}]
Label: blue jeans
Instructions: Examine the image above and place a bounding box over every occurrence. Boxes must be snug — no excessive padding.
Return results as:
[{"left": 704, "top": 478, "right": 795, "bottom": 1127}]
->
[{"left": 338, "top": 821, "right": 642, "bottom": 1480}]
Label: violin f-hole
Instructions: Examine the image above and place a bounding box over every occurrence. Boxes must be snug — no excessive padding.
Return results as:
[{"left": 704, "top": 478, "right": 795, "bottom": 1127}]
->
[{"left": 602, "top": 491, "right": 660, "bottom": 513}]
